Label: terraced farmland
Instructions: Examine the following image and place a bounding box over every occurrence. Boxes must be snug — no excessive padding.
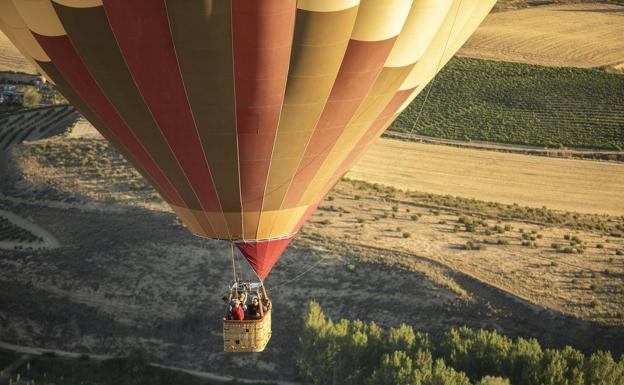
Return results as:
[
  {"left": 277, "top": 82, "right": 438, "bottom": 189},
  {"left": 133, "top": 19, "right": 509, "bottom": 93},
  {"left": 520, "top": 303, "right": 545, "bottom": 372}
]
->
[
  {"left": 390, "top": 57, "right": 624, "bottom": 150},
  {"left": 0, "top": 215, "right": 41, "bottom": 244},
  {"left": 0, "top": 105, "right": 79, "bottom": 152}
]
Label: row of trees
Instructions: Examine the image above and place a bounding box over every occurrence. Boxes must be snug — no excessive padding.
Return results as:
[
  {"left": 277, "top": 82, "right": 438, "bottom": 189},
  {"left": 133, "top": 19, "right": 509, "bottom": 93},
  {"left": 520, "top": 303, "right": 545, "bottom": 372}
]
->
[{"left": 297, "top": 302, "right": 624, "bottom": 385}]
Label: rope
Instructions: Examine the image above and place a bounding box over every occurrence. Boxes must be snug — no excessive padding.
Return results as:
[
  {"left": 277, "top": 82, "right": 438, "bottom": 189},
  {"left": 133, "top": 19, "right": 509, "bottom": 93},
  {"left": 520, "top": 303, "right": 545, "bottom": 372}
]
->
[
  {"left": 405, "top": 0, "right": 464, "bottom": 139},
  {"left": 230, "top": 242, "right": 238, "bottom": 297},
  {"left": 268, "top": 254, "right": 329, "bottom": 292}
]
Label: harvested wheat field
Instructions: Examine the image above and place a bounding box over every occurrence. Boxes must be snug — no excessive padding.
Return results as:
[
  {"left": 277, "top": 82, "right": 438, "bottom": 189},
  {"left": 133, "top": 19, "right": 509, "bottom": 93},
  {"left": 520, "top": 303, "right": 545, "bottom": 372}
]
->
[
  {"left": 459, "top": 3, "right": 624, "bottom": 68},
  {"left": 0, "top": 30, "right": 35, "bottom": 74},
  {"left": 348, "top": 138, "right": 624, "bottom": 216}
]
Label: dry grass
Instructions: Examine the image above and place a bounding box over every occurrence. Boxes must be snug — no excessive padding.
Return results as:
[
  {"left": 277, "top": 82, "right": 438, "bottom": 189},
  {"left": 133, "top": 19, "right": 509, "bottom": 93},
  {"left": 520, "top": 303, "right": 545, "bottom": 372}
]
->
[
  {"left": 348, "top": 138, "right": 624, "bottom": 216},
  {"left": 304, "top": 179, "right": 624, "bottom": 325},
  {"left": 460, "top": 3, "right": 624, "bottom": 69}
]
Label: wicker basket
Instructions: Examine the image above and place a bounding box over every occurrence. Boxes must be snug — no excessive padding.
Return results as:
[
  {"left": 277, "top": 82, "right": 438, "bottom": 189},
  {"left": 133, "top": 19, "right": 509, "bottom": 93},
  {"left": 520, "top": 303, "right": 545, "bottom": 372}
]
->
[{"left": 223, "top": 309, "right": 272, "bottom": 352}]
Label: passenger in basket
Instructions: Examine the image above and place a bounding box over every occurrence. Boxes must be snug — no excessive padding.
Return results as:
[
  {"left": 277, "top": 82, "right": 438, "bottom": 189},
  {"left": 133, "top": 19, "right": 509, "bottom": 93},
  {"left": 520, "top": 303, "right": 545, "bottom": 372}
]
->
[
  {"left": 262, "top": 297, "right": 272, "bottom": 313},
  {"left": 231, "top": 299, "right": 245, "bottom": 321},
  {"left": 238, "top": 292, "right": 248, "bottom": 312},
  {"left": 246, "top": 296, "right": 261, "bottom": 320}
]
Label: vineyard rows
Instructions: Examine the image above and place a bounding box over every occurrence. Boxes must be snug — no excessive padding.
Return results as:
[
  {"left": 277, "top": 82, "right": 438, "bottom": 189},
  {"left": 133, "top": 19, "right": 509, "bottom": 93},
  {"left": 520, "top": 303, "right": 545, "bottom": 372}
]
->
[
  {"left": 0, "top": 105, "right": 79, "bottom": 152},
  {"left": 391, "top": 57, "right": 624, "bottom": 150},
  {"left": 0, "top": 216, "right": 41, "bottom": 244}
]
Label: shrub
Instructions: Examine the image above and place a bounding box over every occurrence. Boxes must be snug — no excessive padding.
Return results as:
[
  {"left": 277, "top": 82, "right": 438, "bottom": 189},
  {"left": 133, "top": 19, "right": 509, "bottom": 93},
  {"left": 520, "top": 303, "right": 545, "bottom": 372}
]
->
[{"left": 402, "top": 232, "right": 411, "bottom": 239}]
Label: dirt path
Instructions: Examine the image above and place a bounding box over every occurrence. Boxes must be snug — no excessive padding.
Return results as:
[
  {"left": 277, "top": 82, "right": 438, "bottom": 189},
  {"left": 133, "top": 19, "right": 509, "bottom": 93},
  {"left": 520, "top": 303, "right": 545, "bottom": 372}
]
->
[
  {"left": 459, "top": 3, "right": 624, "bottom": 68},
  {"left": 347, "top": 138, "right": 624, "bottom": 216}
]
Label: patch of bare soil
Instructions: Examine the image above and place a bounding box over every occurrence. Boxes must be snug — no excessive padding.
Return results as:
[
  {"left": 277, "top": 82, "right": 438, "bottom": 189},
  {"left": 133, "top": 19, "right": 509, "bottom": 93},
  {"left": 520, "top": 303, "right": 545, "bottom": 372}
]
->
[
  {"left": 0, "top": 138, "right": 622, "bottom": 382},
  {"left": 460, "top": 3, "right": 624, "bottom": 68}
]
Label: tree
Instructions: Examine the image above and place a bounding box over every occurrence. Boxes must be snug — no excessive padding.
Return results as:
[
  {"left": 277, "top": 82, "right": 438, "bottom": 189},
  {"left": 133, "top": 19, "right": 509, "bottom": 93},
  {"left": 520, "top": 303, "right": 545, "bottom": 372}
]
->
[
  {"left": 585, "top": 351, "right": 624, "bottom": 385},
  {"left": 23, "top": 88, "right": 41, "bottom": 107}
]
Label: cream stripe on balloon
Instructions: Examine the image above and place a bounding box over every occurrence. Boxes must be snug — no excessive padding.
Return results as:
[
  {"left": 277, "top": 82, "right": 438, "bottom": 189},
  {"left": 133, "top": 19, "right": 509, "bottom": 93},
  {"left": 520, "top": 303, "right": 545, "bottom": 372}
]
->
[
  {"left": 396, "top": 0, "right": 495, "bottom": 113},
  {"left": 350, "top": 0, "right": 413, "bottom": 42},
  {"left": 385, "top": 0, "right": 453, "bottom": 68},
  {"left": 297, "top": 0, "right": 359, "bottom": 12}
]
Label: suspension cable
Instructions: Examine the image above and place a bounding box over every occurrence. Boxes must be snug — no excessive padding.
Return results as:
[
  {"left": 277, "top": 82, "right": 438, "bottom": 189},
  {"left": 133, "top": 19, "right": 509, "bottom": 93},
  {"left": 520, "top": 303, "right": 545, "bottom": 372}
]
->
[
  {"left": 406, "top": 0, "right": 465, "bottom": 139},
  {"left": 268, "top": 253, "right": 330, "bottom": 292}
]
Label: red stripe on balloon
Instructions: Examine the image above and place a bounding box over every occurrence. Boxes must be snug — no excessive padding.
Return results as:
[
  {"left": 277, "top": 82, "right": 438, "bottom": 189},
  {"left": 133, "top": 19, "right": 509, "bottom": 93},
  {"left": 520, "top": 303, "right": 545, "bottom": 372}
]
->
[
  {"left": 232, "top": 0, "right": 296, "bottom": 213},
  {"left": 34, "top": 33, "right": 184, "bottom": 206},
  {"left": 102, "top": 0, "right": 221, "bottom": 212},
  {"left": 282, "top": 38, "right": 396, "bottom": 208}
]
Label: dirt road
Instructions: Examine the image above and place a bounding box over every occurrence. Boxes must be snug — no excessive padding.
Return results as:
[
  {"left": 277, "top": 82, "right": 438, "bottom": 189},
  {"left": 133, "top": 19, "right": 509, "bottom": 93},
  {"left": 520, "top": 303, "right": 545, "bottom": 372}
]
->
[{"left": 348, "top": 138, "right": 624, "bottom": 215}]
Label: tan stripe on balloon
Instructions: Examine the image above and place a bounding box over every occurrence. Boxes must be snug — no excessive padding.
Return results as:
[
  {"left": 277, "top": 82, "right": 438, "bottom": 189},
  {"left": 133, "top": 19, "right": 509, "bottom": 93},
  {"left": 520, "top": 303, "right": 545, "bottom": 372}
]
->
[
  {"left": 256, "top": 206, "right": 308, "bottom": 240},
  {"left": 12, "top": 0, "right": 66, "bottom": 36},
  {"left": 385, "top": 0, "right": 452, "bottom": 67},
  {"left": 52, "top": 0, "right": 102, "bottom": 7},
  {"left": 0, "top": 18, "right": 53, "bottom": 82},
  {"left": 260, "top": 6, "right": 358, "bottom": 216},
  {"left": 0, "top": 1, "right": 50, "bottom": 62},
  {"left": 350, "top": 0, "right": 413, "bottom": 41},
  {"left": 297, "top": 0, "right": 359, "bottom": 12}
]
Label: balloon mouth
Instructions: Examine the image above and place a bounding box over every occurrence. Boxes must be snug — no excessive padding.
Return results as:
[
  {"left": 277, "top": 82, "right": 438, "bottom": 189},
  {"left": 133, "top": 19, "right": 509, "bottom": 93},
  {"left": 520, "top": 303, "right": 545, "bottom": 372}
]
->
[{"left": 234, "top": 235, "right": 296, "bottom": 281}]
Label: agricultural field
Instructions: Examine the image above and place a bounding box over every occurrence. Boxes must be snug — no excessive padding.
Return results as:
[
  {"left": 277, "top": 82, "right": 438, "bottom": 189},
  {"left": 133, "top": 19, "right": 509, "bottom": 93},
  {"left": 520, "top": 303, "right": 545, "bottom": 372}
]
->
[
  {"left": 0, "top": 134, "right": 623, "bottom": 380},
  {"left": 390, "top": 57, "right": 624, "bottom": 150},
  {"left": 463, "top": 3, "right": 624, "bottom": 69},
  {"left": 0, "top": 214, "right": 41, "bottom": 245},
  {"left": 349, "top": 138, "right": 624, "bottom": 216},
  {"left": 0, "top": 105, "right": 79, "bottom": 153}
]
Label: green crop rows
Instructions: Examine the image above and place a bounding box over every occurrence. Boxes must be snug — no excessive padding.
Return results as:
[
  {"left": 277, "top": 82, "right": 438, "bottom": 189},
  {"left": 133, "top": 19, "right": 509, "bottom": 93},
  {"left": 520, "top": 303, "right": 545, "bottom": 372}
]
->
[
  {"left": 390, "top": 57, "right": 624, "bottom": 150},
  {"left": 0, "top": 216, "right": 42, "bottom": 243}
]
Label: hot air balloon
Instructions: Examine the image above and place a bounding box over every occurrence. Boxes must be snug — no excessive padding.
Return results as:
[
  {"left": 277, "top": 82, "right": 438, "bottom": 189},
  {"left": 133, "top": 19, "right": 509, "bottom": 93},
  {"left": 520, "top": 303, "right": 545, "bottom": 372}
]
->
[{"left": 0, "top": 0, "right": 496, "bottom": 352}]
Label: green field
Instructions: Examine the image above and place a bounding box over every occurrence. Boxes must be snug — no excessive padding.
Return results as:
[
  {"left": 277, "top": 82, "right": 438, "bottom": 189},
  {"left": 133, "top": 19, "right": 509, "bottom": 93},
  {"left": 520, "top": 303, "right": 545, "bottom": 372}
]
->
[{"left": 390, "top": 57, "right": 624, "bottom": 150}]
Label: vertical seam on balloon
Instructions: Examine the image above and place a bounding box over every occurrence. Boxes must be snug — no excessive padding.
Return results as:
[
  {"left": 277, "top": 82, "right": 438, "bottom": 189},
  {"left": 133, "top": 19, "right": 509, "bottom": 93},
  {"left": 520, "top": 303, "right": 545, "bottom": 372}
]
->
[
  {"left": 265, "top": 4, "right": 360, "bottom": 240},
  {"left": 102, "top": 1, "right": 217, "bottom": 236},
  {"left": 162, "top": 0, "right": 228, "bottom": 240},
  {"left": 229, "top": 0, "right": 245, "bottom": 242},
  {"left": 44, "top": 3, "right": 183, "bottom": 205},
  {"left": 256, "top": 0, "right": 298, "bottom": 241}
]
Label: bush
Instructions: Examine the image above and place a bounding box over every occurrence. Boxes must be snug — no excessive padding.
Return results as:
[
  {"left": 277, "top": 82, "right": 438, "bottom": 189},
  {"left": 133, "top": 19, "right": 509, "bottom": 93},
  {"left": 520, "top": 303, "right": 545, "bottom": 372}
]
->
[
  {"left": 596, "top": 244, "right": 604, "bottom": 249},
  {"left": 402, "top": 232, "right": 411, "bottom": 239}
]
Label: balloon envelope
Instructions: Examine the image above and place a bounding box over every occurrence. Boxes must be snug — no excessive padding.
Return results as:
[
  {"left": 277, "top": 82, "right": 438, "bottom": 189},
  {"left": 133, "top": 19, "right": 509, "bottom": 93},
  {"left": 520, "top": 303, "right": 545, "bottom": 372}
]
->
[{"left": 0, "top": 0, "right": 496, "bottom": 279}]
